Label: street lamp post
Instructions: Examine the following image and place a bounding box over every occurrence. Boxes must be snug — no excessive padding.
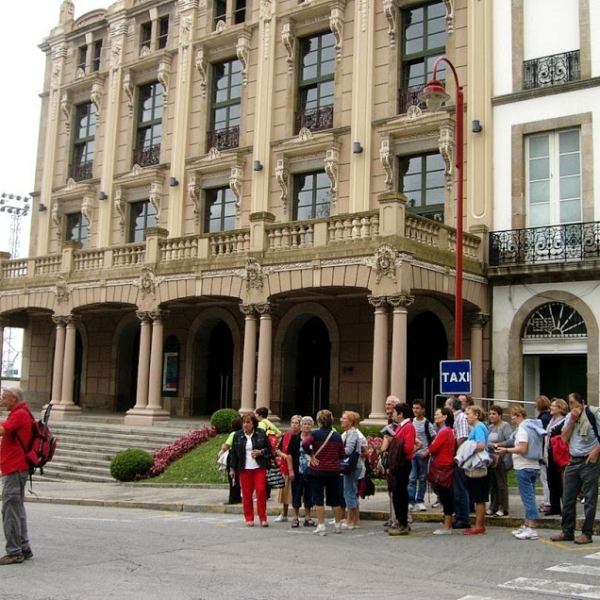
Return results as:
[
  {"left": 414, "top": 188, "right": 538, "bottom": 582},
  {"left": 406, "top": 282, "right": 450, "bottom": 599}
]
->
[{"left": 419, "top": 57, "right": 464, "bottom": 360}]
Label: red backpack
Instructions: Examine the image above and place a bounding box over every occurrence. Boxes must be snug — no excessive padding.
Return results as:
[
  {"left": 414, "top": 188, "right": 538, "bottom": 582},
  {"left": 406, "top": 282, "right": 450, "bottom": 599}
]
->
[{"left": 13, "top": 404, "right": 57, "bottom": 475}]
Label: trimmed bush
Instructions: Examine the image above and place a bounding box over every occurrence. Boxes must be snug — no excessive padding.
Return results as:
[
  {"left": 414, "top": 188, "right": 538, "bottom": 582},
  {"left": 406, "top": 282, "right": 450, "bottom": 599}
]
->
[
  {"left": 210, "top": 408, "right": 240, "bottom": 434},
  {"left": 110, "top": 448, "right": 154, "bottom": 482}
]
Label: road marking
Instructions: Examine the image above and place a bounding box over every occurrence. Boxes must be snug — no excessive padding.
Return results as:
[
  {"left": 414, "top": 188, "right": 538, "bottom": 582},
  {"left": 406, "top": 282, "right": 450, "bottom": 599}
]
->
[
  {"left": 499, "top": 577, "right": 600, "bottom": 598},
  {"left": 538, "top": 537, "right": 600, "bottom": 551},
  {"left": 548, "top": 563, "right": 600, "bottom": 577},
  {"left": 587, "top": 552, "right": 600, "bottom": 561},
  {"left": 457, "top": 596, "right": 496, "bottom": 600}
]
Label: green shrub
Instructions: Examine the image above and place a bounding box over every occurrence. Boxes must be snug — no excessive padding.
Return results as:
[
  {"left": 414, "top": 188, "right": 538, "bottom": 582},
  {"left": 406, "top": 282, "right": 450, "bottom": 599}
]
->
[
  {"left": 210, "top": 408, "right": 240, "bottom": 434},
  {"left": 110, "top": 448, "right": 154, "bottom": 482},
  {"left": 358, "top": 425, "right": 383, "bottom": 438}
]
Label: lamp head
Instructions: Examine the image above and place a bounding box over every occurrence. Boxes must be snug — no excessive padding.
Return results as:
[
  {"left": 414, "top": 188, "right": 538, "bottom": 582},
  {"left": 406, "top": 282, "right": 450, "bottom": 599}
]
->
[{"left": 418, "top": 79, "right": 450, "bottom": 113}]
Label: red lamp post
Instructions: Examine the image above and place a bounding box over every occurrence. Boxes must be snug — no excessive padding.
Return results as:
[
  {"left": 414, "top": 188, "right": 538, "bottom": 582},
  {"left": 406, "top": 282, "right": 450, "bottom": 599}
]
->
[{"left": 419, "top": 57, "right": 464, "bottom": 360}]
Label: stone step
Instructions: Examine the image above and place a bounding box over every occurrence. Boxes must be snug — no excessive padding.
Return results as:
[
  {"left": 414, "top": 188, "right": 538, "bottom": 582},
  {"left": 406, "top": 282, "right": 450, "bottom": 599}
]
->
[{"left": 55, "top": 441, "right": 161, "bottom": 457}]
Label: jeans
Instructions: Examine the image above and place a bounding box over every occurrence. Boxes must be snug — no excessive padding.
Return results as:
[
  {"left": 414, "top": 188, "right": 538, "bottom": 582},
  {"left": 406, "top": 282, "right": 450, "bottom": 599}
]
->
[
  {"left": 515, "top": 468, "right": 540, "bottom": 521},
  {"left": 408, "top": 455, "right": 429, "bottom": 504},
  {"left": 343, "top": 469, "right": 360, "bottom": 510},
  {"left": 452, "top": 464, "right": 471, "bottom": 525},
  {"left": 561, "top": 456, "right": 600, "bottom": 537},
  {"left": 1, "top": 471, "right": 30, "bottom": 556}
]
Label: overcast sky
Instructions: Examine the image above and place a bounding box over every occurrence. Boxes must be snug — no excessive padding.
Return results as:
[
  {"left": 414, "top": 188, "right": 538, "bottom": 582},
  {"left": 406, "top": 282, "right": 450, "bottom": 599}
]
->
[{"left": 0, "top": 1, "right": 110, "bottom": 256}]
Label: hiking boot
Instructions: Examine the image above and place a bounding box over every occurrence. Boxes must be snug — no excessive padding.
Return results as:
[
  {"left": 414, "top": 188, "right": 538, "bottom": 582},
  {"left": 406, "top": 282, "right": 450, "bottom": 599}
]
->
[
  {"left": 22, "top": 548, "right": 33, "bottom": 560},
  {"left": 0, "top": 554, "right": 24, "bottom": 565}
]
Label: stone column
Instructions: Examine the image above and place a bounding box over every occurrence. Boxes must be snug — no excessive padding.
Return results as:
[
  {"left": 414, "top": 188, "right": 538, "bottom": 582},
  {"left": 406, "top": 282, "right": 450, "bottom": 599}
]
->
[
  {"left": 133, "top": 312, "right": 152, "bottom": 409},
  {"left": 256, "top": 303, "right": 277, "bottom": 418},
  {"left": 52, "top": 315, "right": 82, "bottom": 419},
  {"left": 389, "top": 294, "right": 414, "bottom": 402},
  {"left": 50, "top": 316, "right": 67, "bottom": 405},
  {"left": 147, "top": 310, "right": 170, "bottom": 417},
  {"left": 365, "top": 296, "right": 389, "bottom": 424},
  {"left": 239, "top": 304, "right": 258, "bottom": 413},
  {"left": 470, "top": 313, "right": 489, "bottom": 399},
  {"left": 0, "top": 317, "right": 7, "bottom": 381}
]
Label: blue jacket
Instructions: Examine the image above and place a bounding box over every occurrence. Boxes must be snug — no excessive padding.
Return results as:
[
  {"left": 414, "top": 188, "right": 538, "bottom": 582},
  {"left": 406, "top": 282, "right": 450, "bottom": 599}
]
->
[{"left": 519, "top": 419, "right": 548, "bottom": 460}]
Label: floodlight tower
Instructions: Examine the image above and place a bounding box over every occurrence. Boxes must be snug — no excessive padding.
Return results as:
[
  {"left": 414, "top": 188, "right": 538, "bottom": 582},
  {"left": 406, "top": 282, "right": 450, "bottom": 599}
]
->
[{"left": 0, "top": 192, "right": 31, "bottom": 378}]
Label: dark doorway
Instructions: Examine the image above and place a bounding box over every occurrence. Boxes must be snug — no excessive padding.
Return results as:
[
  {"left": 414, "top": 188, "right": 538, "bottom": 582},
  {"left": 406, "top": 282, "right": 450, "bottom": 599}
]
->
[
  {"left": 407, "top": 311, "right": 448, "bottom": 413},
  {"left": 73, "top": 331, "right": 83, "bottom": 405},
  {"left": 295, "top": 317, "right": 330, "bottom": 417},
  {"left": 539, "top": 354, "right": 587, "bottom": 400},
  {"left": 116, "top": 323, "right": 140, "bottom": 412},
  {"left": 192, "top": 320, "right": 234, "bottom": 416}
]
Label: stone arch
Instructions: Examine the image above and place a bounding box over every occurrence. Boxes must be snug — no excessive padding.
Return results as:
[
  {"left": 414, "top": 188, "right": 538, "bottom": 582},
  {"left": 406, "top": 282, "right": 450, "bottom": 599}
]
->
[
  {"left": 273, "top": 302, "right": 340, "bottom": 418},
  {"left": 507, "top": 291, "right": 599, "bottom": 401}
]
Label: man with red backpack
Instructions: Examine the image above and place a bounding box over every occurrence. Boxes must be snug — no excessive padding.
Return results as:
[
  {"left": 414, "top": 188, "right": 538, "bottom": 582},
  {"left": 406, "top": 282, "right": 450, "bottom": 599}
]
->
[{"left": 0, "top": 387, "right": 34, "bottom": 564}]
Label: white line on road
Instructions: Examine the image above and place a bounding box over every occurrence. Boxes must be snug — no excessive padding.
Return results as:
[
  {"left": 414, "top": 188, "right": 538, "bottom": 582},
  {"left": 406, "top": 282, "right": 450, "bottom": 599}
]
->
[
  {"left": 548, "top": 563, "right": 600, "bottom": 577},
  {"left": 587, "top": 552, "right": 600, "bottom": 561},
  {"left": 499, "top": 577, "right": 600, "bottom": 599}
]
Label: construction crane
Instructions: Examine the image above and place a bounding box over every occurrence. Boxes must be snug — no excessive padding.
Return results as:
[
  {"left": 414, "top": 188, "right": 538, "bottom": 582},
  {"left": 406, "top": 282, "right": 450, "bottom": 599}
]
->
[{"left": 0, "top": 192, "right": 30, "bottom": 378}]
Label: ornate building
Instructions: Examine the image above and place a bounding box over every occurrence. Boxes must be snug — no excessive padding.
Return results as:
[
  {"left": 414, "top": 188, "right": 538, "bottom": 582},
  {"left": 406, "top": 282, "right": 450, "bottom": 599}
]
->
[{"left": 0, "top": 0, "right": 491, "bottom": 424}]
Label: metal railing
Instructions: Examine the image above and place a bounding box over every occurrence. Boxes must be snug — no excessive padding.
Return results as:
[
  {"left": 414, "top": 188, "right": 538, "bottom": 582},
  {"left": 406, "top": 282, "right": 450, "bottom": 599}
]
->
[
  {"left": 70, "top": 160, "right": 94, "bottom": 182},
  {"left": 207, "top": 125, "right": 240, "bottom": 151},
  {"left": 523, "top": 50, "right": 580, "bottom": 90},
  {"left": 294, "top": 104, "right": 334, "bottom": 134},
  {"left": 132, "top": 144, "right": 161, "bottom": 167}
]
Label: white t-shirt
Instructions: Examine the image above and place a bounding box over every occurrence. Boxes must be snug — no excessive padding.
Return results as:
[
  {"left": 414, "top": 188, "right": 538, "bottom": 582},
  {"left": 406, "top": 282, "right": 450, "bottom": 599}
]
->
[
  {"left": 512, "top": 425, "right": 540, "bottom": 471},
  {"left": 244, "top": 433, "right": 260, "bottom": 470}
]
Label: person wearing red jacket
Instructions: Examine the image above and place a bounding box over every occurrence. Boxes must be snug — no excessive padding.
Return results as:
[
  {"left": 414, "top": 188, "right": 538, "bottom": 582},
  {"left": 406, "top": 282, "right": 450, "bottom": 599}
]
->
[{"left": 0, "top": 387, "right": 34, "bottom": 564}]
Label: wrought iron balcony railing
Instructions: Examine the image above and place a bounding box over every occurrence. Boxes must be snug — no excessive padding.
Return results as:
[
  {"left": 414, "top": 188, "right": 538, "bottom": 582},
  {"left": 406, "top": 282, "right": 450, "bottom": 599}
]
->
[
  {"left": 133, "top": 144, "right": 161, "bottom": 167},
  {"left": 523, "top": 50, "right": 580, "bottom": 90},
  {"left": 398, "top": 84, "right": 427, "bottom": 114},
  {"left": 294, "top": 104, "right": 334, "bottom": 134},
  {"left": 489, "top": 221, "right": 600, "bottom": 267},
  {"left": 207, "top": 125, "right": 240, "bottom": 151},
  {"left": 70, "top": 160, "right": 94, "bottom": 182}
]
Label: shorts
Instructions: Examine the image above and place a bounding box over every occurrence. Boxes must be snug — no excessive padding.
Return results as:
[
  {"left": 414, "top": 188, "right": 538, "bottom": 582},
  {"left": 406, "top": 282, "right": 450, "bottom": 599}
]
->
[{"left": 309, "top": 470, "right": 341, "bottom": 507}]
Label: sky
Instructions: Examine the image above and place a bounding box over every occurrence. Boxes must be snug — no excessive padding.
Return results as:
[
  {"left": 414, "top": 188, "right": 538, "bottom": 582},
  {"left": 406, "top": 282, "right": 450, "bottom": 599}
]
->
[{"left": 0, "top": 0, "right": 111, "bottom": 257}]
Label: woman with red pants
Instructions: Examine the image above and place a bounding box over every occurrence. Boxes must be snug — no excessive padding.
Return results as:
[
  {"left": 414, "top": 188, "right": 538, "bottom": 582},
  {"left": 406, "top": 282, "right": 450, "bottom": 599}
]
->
[{"left": 229, "top": 413, "right": 272, "bottom": 527}]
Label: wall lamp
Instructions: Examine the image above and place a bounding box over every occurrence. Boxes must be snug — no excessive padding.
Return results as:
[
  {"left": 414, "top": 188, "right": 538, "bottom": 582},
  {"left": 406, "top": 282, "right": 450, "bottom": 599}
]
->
[
  {"left": 472, "top": 120, "right": 483, "bottom": 133},
  {"left": 352, "top": 142, "right": 364, "bottom": 154},
  {"left": 38, "top": 203, "right": 47, "bottom": 212},
  {"left": 253, "top": 160, "right": 263, "bottom": 171},
  {"left": 98, "top": 191, "right": 108, "bottom": 201},
  {"left": 169, "top": 176, "right": 179, "bottom": 187}
]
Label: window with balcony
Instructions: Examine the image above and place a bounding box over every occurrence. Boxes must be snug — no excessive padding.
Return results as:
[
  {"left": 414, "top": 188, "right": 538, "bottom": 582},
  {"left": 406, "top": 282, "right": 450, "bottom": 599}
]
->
[
  {"left": 399, "top": 1, "right": 446, "bottom": 113},
  {"left": 71, "top": 102, "right": 96, "bottom": 182},
  {"left": 523, "top": 51, "right": 581, "bottom": 91},
  {"left": 295, "top": 32, "right": 335, "bottom": 134},
  {"left": 134, "top": 82, "right": 163, "bottom": 167},
  {"left": 208, "top": 59, "right": 242, "bottom": 151},
  {"left": 213, "top": 0, "right": 246, "bottom": 29},
  {"left": 292, "top": 171, "right": 330, "bottom": 220},
  {"left": 65, "top": 212, "right": 88, "bottom": 249},
  {"left": 140, "top": 22, "right": 153, "bottom": 53},
  {"left": 92, "top": 40, "right": 103, "bottom": 72},
  {"left": 527, "top": 129, "right": 581, "bottom": 227},
  {"left": 204, "top": 187, "right": 236, "bottom": 233},
  {"left": 158, "top": 16, "right": 169, "bottom": 50},
  {"left": 129, "top": 200, "right": 157, "bottom": 243},
  {"left": 77, "top": 45, "right": 88, "bottom": 74},
  {"left": 399, "top": 152, "right": 445, "bottom": 222}
]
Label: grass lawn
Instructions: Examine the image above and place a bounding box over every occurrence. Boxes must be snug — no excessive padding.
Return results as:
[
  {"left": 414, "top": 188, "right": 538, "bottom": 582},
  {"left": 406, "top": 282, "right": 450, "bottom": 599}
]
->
[{"left": 140, "top": 433, "right": 229, "bottom": 485}]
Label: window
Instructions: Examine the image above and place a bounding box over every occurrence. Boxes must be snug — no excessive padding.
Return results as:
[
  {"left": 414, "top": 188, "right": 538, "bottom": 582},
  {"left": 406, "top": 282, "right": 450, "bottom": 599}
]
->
[
  {"left": 129, "top": 200, "right": 157, "bottom": 243},
  {"left": 157, "top": 16, "right": 169, "bottom": 50},
  {"left": 527, "top": 129, "right": 581, "bottom": 227},
  {"left": 208, "top": 59, "right": 242, "bottom": 150},
  {"left": 399, "top": 1, "right": 446, "bottom": 113},
  {"left": 65, "top": 212, "right": 88, "bottom": 249},
  {"left": 233, "top": 0, "right": 246, "bottom": 24},
  {"left": 213, "top": 0, "right": 245, "bottom": 28},
  {"left": 92, "top": 40, "right": 103, "bottom": 72},
  {"left": 140, "top": 22, "right": 152, "bottom": 53},
  {"left": 399, "top": 153, "right": 445, "bottom": 221},
  {"left": 71, "top": 102, "right": 96, "bottom": 181},
  {"left": 77, "top": 45, "right": 88, "bottom": 74},
  {"left": 292, "top": 171, "right": 331, "bottom": 220},
  {"left": 295, "top": 32, "right": 335, "bottom": 134},
  {"left": 134, "top": 82, "right": 163, "bottom": 167},
  {"left": 204, "top": 187, "right": 236, "bottom": 233},
  {"left": 214, "top": 0, "right": 227, "bottom": 28}
]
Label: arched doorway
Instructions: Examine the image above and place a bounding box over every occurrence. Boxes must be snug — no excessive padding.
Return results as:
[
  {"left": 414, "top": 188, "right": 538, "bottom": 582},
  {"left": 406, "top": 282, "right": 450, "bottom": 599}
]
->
[
  {"left": 407, "top": 311, "right": 448, "bottom": 409},
  {"left": 115, "top": 322, "right": 140, "bottom": 412},
  {"left": 192, "top": 320, "right": 234, "bottom": 415},
  {"left": 522, "top": 302, "right": 587, "bottom": 400},
  {"left": 294, "top": 317, "right": 330, "bottom": 417}
]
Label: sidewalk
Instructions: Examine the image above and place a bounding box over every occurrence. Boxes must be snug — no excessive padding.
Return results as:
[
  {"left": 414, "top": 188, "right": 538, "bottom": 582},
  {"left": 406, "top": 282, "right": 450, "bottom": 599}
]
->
[{"left": 23, "top": 479, "right": 595, "bottom": 531}]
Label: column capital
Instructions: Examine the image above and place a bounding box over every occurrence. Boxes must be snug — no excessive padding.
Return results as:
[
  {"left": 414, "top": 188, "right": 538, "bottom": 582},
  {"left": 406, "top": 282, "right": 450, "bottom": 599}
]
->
[
  {"left": 52, "top": 315, "right": 70, "bottom": 326},
  {"left": 388, "top": 294, "right": 415, "bottom": 309},
  {"left": 65, "top": 314, "right": 81, "bottom": 326},
  {"left": 255, "top": 302, "right": 272, "bottom": 316},
  {"left": 239, "top": 303, "right": 257, "bottom": 317},
  {"left": 136, "top": 310, "right": 152, "bottom": 322},
  {"left": 149, "top": 309, "right": 170, "bottom": 322},
  {"left": 368, "top": 295, "right": 389, "bottom": 309},
  {"left": 469, "top": 312, "right": 489, "bottom": 328}
]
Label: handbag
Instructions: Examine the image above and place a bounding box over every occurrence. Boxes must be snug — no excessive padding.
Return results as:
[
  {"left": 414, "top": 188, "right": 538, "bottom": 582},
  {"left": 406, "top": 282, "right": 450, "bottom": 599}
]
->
[
  {"left": 464, "top": 466, "right": 488, "bottom": 479},
  {"left": 550, "top": 434, "right": 570, "bottom": 468},
  {"left": 340, "top": 451, "right": 359, "bottom": 474},
  {"left": 427, "top": 460, "right": 454, "bottom": 489},
  {"left": 266, "top": 461, "right": 285, "bottom": 488}
]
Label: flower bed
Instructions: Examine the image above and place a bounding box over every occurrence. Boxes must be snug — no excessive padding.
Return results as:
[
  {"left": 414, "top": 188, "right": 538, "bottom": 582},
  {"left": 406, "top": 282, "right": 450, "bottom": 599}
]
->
[{"left": 365, "top": 435, "right": 385, "bottom": 479}]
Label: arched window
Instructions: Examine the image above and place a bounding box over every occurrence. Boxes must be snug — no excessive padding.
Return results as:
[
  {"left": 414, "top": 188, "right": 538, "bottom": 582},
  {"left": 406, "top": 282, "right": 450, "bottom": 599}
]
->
[{"left": 523, "top": 302, "right": 587, "bottom": 339}]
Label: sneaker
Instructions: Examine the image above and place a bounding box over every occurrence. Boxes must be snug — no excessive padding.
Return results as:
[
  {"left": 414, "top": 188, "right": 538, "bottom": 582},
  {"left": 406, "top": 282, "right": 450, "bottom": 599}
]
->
[
  {"left": 0, "top": 554, "right": 24, "bottom": 565},
  {"left": 389, "top": 525, "right": 410, "bottom": 537},
  {"left": 512, "top": 525, "right": 527, "bottom": 536},
  {"left": 329, "top": 518, "right": 336, "bottom": 525},
  {"left": 341, "top": 522, "right": 355, "bottom": 530},
  {"left": 432, "top": 528, "right": 452, "bottom": 535},
  {"left": 416, "top": 503, "right": 427, "bottom": 512},
  {"left": 334, "top": 522, "right": 342, "bottom": 534},
  {"left": 313, "top": 524, "right": 327, "bottom": 536},
  {"left": 514, "top": 526, "right": 539, "bottom": 540},
  {"left": 22, "top": 548, "right": 33, "bottom": 560},
  {"left": 409, "top": 504, "right": 415, "bottom": 512},
  {"left": 432, "top": 500, "right": 441, "bottom": 508},
  {"left": 383, "top": 520, "right": 399, "bottom": 533},
  {"left": 274, "top": 515, "right": 288, "bottom": 523}
]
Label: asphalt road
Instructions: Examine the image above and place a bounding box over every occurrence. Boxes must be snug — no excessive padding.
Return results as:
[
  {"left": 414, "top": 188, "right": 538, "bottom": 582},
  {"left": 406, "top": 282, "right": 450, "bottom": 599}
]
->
[{"left": 5, "top": 503, "right": 600, "bottom": 600}]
